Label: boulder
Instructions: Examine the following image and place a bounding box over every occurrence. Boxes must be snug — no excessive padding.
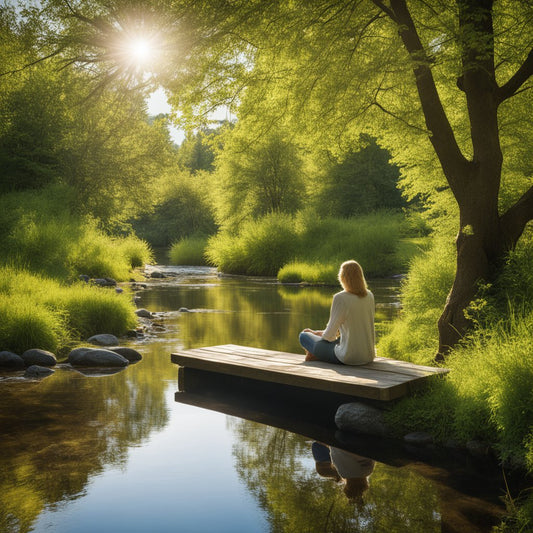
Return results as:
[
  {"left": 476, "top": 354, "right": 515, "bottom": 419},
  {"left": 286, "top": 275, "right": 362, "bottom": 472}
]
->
[
  {"left": 24, "top": 365, "right": 55, "bottom": 378},
  {"left": 21, "top": 349, "right": 57, "bottom": 367},
  {"left": 92, "top": 277, "right": 117, "bottom": 287},
  {"left": 179, "top": 307, "right": 190, "bottom": 313},
  {"left": 110, "top": 347, "right": 142, "bottom": 363},
  {"left": 75, "top": 367, "right": 126, "bottom": 377},
  {"left": 135, "top": 308, "right": 153, "bottom": 318},
  {"left": 403, "top": 432, "right": 433, "bottom": 446},
  {"left": 0, "top": 351, "right": 25, "bottom": 369},
  {"left": 68, "top": 347, "right": 129, "bottom": 367},
  {"left": 150, "top": 270, "right": 166, "bottom": 279},
  {"left": 335, "top": 402, "right": 390, "bottom": 437},
  {"left": 466, "top": 440, "right": 493, "bottom": 458},
  {"left": 87, "top": 334, "right": 119, "bottom": 346}
]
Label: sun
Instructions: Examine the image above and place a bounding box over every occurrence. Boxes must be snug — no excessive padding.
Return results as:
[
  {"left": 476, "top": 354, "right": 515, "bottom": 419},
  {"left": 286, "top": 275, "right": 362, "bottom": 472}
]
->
[{"left": 127, "top": 38, "right": 152, "bottom": 65}]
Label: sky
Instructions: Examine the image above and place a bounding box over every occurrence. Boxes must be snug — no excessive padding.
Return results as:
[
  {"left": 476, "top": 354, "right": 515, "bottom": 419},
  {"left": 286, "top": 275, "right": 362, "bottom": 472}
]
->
[
  {"left": 146, "top": 87, "right": 234, "bottom": 146},
  {"left": 146, "top": 87, "right": 185, "bottom": 145}
]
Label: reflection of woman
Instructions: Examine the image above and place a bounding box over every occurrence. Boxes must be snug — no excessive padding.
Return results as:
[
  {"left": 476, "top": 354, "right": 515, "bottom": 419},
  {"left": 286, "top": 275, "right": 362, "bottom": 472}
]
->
[
  {"left": 299, "top": 260, "right": 375, "bottom": 365},
  {"left": 312, "top": 442, "right": 375, "bottom": 503}
]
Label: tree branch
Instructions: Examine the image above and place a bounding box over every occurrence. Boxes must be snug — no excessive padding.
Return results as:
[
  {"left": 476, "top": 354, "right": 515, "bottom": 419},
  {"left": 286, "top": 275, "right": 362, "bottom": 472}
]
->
[
  {"left": 0, "top": 49, "right": 63, "bottom": 77},
  {"left": 500, "top": 184, "right": 533, "bottom": 247},
  {"left": 497, "top": 47, "right": 533, "bottom": 104},
  {"left": 370, "top": 0, "right": 397, "bottom": 22},
  {"left": 383, "top": 0, "right": 469, "bottom": 185}
]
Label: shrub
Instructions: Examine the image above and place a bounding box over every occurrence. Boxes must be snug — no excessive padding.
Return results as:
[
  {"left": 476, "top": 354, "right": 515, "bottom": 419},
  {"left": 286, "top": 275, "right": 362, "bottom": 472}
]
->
[
  {"left": 169, "top": 235, "right": 209, "bottom": 265},
  {"left": 116, "top": 235, "right": 153, "bottom": 269},
  {"left": 0, "top": 187, "right": 150, "bottom": 281},
  {"left": 206, "top": 213, "right": 299, "bottom": 276},
  {"left": 278, "top": 261, "right": 339, "bottom": 284},
  {"left": 377, "top": 236, "right": 456, "bottom": 364},
  {"left": 0, "top": 293, "right": 68, "bottom": 354},
  {"left": 0, "top": 267, "right": 137, "bottom": 353}
]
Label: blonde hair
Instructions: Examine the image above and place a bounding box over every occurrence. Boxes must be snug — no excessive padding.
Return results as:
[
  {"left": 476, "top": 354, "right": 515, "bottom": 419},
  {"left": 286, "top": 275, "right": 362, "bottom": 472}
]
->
[{"left": 338, "top": 260, "right": 368, "bottom": 297}]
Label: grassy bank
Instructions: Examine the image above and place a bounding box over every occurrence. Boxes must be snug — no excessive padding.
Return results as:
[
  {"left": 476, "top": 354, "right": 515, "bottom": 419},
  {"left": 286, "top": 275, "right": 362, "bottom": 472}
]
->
[
  {"left": 377, "top": 232, "right": 533, "bottom": 530},
  {"left": 0, "top": 185, "right": 153, "bottom": 281},
  {"left": 169, "top": 235, "right": 209, "bottom": 266},
  {"left": 0, "top": 186, "right": 151, "bottom": 354},
  {"left": 203, "top": 211, "right": 421, "bottom": 279},
  {"left": 0, "top": 267, "right": 137, "bottom": 355}
]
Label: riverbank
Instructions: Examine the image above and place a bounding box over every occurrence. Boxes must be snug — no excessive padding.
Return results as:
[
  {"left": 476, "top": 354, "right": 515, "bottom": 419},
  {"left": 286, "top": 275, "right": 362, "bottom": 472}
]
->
[{"left": 169, "top": 211, "right": 429, "bottom": 281}]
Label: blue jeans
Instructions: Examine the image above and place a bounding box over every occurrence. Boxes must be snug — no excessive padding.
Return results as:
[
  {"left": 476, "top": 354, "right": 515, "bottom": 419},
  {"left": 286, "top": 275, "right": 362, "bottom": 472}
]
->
[{"left": 299, "top": 331, "right": 342, "bottom": 364}]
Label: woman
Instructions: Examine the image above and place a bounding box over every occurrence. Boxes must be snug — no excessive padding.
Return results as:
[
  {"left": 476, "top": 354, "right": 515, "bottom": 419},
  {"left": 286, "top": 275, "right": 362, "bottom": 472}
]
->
[{"left": 299, "top": 260, "right": 375, "bottom": 365}]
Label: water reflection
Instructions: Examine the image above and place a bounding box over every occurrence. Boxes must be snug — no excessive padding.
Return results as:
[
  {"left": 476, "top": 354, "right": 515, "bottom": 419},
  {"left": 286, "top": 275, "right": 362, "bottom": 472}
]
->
[
  {"left": 229, "top": 421, "right": 442, "bottom": 533},
  {"left": 0, "top": 267, "right": 509, "bottom": 532},
  {"left": 139, "top": 268, "right": 401, "bottom": 354}
]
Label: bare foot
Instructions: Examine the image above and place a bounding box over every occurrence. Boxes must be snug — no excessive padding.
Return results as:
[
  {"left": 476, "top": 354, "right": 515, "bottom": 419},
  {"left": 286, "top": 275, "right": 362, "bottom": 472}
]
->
[{"left": 305, "top": 351, "right": 318, "bottom": 361}]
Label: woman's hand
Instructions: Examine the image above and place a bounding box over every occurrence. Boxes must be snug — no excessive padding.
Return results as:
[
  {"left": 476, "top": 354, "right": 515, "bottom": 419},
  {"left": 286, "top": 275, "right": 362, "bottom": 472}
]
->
[{"left": 303, "top": 328, "right": 323, "bottom": 336}]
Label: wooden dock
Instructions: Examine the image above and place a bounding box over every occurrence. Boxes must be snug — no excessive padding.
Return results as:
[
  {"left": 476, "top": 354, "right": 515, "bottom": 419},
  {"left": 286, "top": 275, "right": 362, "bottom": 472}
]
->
[{"left": 171, "top": 344, "right": 448, "bottom": 401}]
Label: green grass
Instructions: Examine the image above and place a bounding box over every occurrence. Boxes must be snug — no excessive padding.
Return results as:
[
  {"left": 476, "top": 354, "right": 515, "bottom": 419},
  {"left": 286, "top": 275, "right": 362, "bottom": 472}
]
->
[
  {"left": 0, "top": 187, "right": 152, "bottom": 281},
  {"left": 206, "top": 213, "right": 299, "bottom": 276},
  {"left": 0, "top": 267, "right": 137, "bottom": 355},
  {"left": 205, "top": 211, "right": 414, "bottom": 279},
  {"left": 385, "top": 310, "right": 533, "bottom": 467},
  {"left": 169, "top": 235, "right": 209, "bottom": 265},
  {"left": 278, "top": 261, "right": 339, "bottom": 284},
  {"left": 377, "top": 235, "right": 456, "bottom": 364},
  {"left": 378, "top": 230, "right": 533, "bottom": 531}
]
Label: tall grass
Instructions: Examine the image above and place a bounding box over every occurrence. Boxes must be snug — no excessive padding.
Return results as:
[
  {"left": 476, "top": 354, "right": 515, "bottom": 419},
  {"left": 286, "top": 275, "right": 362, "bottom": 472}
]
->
[
  {"left": 377, "top": 235, "right": 456, "bottom": 364},
  {"left": 0, "top": 267, "right": 137, "bottom": 354},
  {"left": 206, "top": 213, "right": 299, "bottom": 276},
  {"left": 169, "top": 235, "right": 209, "bottom": 266},
  {"left": 380, "top": 230, "right": 533, "bottom": 533},
  {"left": 206, "top": 211, "right": 408, "bottom": 279},
  {"left": 0, "top": 187, "right": 152, "bottom": 281},
  {"left": 385, "top": 311, "right": 533, "bottom": 468}
]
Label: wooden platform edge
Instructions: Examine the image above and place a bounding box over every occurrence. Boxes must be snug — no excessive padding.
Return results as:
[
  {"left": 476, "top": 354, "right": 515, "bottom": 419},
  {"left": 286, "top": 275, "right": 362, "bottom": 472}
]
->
[{"left": 170, "top": 345, "right": 449, "bottom": 402}]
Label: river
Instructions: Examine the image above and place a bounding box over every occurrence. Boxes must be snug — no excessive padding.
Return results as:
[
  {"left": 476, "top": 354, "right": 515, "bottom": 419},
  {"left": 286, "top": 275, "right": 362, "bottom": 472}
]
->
[{"left": 0, "top": 266, "right": 511, "bottom": 532}]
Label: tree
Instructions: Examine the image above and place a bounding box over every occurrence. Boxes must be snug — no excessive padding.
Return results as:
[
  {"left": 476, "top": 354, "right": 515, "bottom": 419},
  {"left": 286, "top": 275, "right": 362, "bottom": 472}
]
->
[
  {"left": 176, "top": 128, "right": 218, "bottom": 173},
  {"left": 212, "top": 125, "right": 305, "bottom": 229},
  {"left": 313, "top": 134, "right": 405, "bottom": 218},
  {"left": 1, "top": 6, "right": 179, "bottom": 227},
  {"left": 32, "top": 0, "right": 533, "bottom": 357}
]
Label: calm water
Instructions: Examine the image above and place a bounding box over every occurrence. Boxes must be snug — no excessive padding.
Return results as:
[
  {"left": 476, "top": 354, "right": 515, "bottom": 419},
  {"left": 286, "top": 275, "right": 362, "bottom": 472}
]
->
[{"left": 0, "top": 267, "right": 510, "bottom": 532}]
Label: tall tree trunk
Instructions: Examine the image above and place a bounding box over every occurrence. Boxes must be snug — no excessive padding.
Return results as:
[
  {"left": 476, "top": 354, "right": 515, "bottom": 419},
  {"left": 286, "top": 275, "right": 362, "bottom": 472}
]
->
[{"left": 437, "top": 178, "right": 504, "bottom": 358}]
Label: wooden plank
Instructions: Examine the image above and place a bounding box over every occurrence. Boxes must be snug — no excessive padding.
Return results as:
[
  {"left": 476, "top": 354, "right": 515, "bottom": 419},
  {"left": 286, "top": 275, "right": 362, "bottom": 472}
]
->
[
  {"left": 194, "top": 344, "right": 447, "bottom": 378},
  {"left": 171, "top": 345, "right": 448, "bottom": 401}
]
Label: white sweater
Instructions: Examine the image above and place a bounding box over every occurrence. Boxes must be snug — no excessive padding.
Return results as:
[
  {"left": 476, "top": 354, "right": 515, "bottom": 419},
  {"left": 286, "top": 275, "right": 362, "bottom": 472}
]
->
[{"left": 322, "top": 290, "right": 375, "bottom": 365}]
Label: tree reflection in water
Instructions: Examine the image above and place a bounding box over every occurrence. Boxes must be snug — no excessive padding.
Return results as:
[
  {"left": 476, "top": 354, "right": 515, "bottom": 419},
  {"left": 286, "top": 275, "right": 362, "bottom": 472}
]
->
[{"left": 229, "top": 420, "right": 441, "bottom": 533}]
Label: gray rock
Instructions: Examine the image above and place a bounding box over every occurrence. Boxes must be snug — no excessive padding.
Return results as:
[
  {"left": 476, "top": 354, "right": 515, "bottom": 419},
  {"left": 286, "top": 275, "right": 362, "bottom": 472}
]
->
[
  {"left": 0, "top": 351, "right": 25, "bottom": 369},
  {"left": 24, "top": 365, "right": 55, "bottom": 377},
  {"left": 466, "top": 440, "right": 493, "bottom": 458},
  {"left": 335, "top": 402, "right": 390, "bottom": 437},
  {"left": 21, "top": 349, "right": 57, "bottom": 367},
  {"left": 110, "top": 347, "right": 142, "bottom": 363},
  {"left": 68, "top": 347, "right": 129, "bottom": 367},
  {"left": 75, "top": 367, "right": 126, "bottom": 377},
  {"left": 92, "top": 277, "right": 117, "bottom": 287},
  {"left": 403, "top": 432, "right": 433, "bottom": 446},
  {"left": 87, "top": 334, "right": 119, "bottom": 346},
  {"left": 444, "top": 439, "right": 463, "bottom": 449},
  {"left": 179, "top": 307, "right": 190, "bottom": 313},
  {"left": 150, "top": 270, "right": 166, "bottom": 279},
  {"left": 135, "top": 308, "right": 153, "bottom": 318}
]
